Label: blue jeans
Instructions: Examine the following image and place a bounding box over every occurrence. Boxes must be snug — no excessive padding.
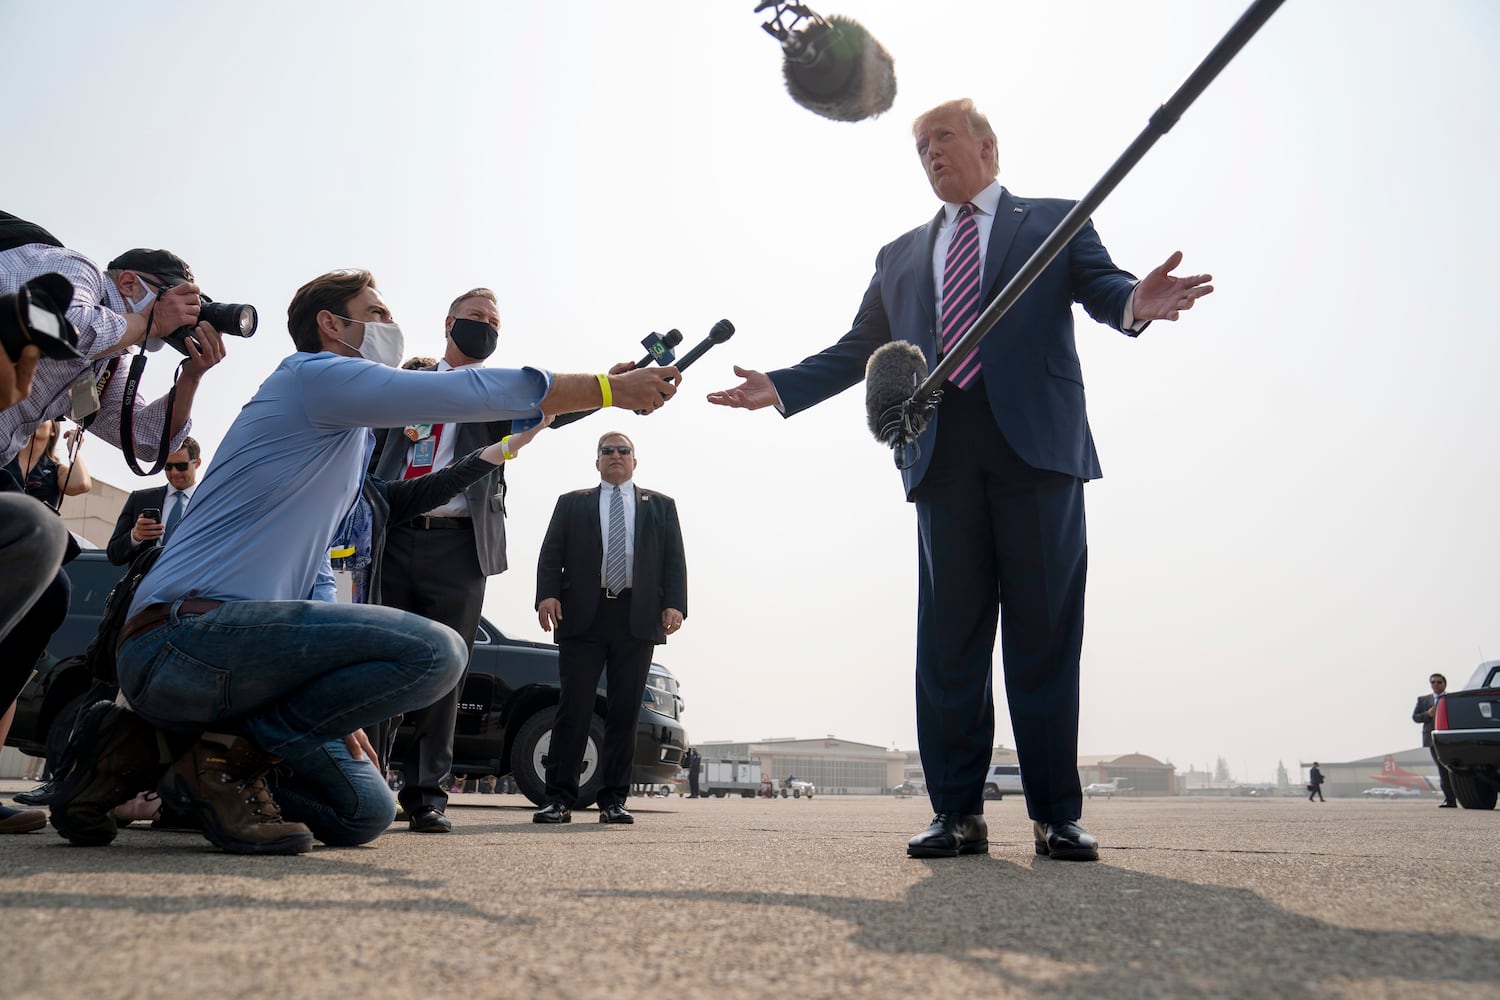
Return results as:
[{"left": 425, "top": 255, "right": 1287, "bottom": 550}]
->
[
  {"left": 118, "top": 599, "right": 465, "bottom": 837},
  {"left": 273, "top": 739, "right": 397, "bottom": 846}
]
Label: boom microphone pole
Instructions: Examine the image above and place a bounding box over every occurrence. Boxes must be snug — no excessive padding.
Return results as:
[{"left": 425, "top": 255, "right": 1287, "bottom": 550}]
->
[{"left": 866, "top": 0, "right": 1286, "bottom": 470}]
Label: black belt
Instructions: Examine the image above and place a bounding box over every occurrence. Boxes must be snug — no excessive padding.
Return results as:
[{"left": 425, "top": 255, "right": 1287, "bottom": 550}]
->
[
  {"left": 403, "top": 515, "right": 473, "bottom": 530},
  {"left": 602, "top": 587, "right": 632, "bottom": 601}
]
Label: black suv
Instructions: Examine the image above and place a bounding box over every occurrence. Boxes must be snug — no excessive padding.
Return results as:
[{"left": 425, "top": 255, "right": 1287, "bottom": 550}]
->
[{"left": 5, "top": 550, "right": 687, "bottom": 808}]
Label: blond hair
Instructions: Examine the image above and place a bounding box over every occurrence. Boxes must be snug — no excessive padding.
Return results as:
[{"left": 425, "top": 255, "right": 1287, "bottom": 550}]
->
[
  {"left": 912, "top": 98, "right": 999, "bottom": 176},
  {"left": 448, "top": 287, "right": 498, "bottom": 316}
]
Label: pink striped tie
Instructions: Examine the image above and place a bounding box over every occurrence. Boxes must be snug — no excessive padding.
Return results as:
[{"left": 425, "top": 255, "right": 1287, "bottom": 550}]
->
[{"left": 940, "top": 203, "right": 982, "bottom": 388}]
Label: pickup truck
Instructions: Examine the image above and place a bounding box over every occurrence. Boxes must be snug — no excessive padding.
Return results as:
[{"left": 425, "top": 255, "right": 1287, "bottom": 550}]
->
[{"left": 5, "top": 550, "right": 688, "bottom": 808}]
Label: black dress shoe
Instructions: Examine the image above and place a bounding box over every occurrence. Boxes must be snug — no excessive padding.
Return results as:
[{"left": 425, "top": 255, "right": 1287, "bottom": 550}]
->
[
  {"left": 13, "top": 779, "right": 58, "bottom": 806},
  {"left": 1439, "top": 800, "right": 1457, "bottom": 808},
  {"left": 1033, "top": 820, "right": 1099, "bottom": 861},
  {"left": 598, "top": 804, "right": 634, "bottom": 824},
  {"left": 533, "top": 801, "right": 572, "bottom": 824},
  {"left": 907, "top": 812, "right": 988, "bottom": 858},
  {"left": 408, "top": 806, "right": 452, "bottom": 833}
]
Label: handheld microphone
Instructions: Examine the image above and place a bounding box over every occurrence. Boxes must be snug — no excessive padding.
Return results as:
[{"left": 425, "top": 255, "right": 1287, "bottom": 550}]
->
[
  {"left": 669, "top": 319, "right": 735, "bottom": 378},
  {"left": 756, "top": 2, "right": 896, "bottom": 123},
  {"left": 636, "top": 329, "right": 682, "bottom": 368}
]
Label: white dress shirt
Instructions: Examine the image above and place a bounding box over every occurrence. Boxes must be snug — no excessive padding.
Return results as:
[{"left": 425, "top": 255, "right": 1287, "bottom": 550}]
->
[{"left": 413, "top": 358, "right": 482, "bottom": 518}]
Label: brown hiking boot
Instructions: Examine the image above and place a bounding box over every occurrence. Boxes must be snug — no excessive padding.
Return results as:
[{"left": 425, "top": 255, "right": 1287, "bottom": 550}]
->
[
  {"left": 49, "top": 701, "right": 170, "bottom": 846},
  {"left": 158, "top": 735, "right": 314, "bottom": 856}
]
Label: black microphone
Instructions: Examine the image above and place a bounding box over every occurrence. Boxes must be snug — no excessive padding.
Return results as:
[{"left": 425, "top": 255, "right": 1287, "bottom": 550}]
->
[
  {"left": 669, "top": 319, "right": 735, "bottom": 378},
  {"left": 864, "top": 341, "right": 938, "bottom": 470},
  {"left": 756, "top": 2, "right": 896, "bottom": 123},
  {"left": 636, "top": 328, "right": 682, "bottom": 368}
]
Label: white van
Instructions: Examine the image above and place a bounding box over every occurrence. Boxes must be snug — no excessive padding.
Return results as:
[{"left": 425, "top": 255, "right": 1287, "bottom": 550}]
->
[{"left": 983, "top": 764, "right": 1024, "bottom": 800}]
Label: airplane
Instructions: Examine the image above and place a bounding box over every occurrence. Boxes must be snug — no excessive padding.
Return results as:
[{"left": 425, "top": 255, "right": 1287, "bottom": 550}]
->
[
  {"left": 1362, "top": 786, "right": 1422, "bottom": 799},
  {"left": 1369, "top": 755, "right": 1440, "bottom": 794},
  {"left": 1083, "top": 780, "right": 1121, "bottom": 798}
]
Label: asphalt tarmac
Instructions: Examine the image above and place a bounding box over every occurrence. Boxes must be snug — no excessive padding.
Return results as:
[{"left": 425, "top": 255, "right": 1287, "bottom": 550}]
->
[{"left": 2, "top": 788, "right": 1497, "bottom": 999}]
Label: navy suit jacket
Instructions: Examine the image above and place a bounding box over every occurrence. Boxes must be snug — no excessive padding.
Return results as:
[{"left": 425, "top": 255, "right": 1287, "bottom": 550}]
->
[
  {"left": 536, "top": 485, "right": 687, "bottom": 645},
  {"left": 771, "top": 188, "right": 1141, "bottom": 496}
]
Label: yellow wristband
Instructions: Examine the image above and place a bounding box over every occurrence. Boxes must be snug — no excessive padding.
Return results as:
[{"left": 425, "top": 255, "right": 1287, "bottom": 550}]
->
[
  {"left": 500, "top": 435, "right": 517, "bottom": 461},
  {"left": 596, "top": 373, "right": 612, "bottom": 409}
]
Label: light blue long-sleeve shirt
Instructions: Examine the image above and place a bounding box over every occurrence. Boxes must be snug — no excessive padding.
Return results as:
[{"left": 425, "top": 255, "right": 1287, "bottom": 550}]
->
[{"left": 129, "top": 352, "right": 550, "bottom": 615}]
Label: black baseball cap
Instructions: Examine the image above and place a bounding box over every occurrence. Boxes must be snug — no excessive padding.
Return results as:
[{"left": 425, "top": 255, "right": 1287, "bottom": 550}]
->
[{"left": 106, "top": 248, "right": 193, "bottom": 284}]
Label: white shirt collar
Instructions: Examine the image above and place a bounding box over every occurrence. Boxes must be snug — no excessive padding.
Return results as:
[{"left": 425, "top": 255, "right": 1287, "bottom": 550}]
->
[
  {"left": 942, "top": 180, "right": 1003, "bottom": 224},
  {"left": 600, "top": 478, "right": 634, "bottom": 492}
]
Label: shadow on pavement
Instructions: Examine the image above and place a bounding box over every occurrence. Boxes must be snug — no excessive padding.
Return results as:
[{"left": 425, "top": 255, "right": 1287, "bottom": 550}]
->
[{"left": 582, "top": 856, "right": 1500, "bottom": 997}]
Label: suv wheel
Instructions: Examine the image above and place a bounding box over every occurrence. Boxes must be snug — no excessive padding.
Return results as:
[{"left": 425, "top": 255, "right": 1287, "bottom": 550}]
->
[
  {"left": 510, "top": 710, "right": 607, "bottom": 808},
  {"left": 1451, "top": 769, "right": 1498, "bottom": 810},
  {"left": 983, "top": 783, "right": 1001, "bottom": 800}
]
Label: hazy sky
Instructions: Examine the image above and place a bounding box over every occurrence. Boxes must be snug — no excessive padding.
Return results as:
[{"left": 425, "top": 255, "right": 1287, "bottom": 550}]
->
[{"left": 5, "top": 1, "right": 1497, "bottom": 784}]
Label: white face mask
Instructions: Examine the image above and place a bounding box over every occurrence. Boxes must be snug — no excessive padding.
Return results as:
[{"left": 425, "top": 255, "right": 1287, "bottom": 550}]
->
[
  {"left": 125, "top": 274, "right": 157, "bottom": 314},
  {"left": 335, "top": 317, "right": 405, "bottom": 368}
]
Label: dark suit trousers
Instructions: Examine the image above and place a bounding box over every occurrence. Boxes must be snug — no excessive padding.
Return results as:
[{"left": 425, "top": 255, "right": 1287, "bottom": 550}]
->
[
  {"left": 1430, "top": 746, "right": 1456, "bottom": 801},
  {"left": 545, "top": 591, "right": 654, "bottom": 809},
  {"left": 379, "top": 521, "right": 485, "bottom": 812},
  {"left": 0, "top": 568, "right": 69, "bottom": 715},
  {"left": 910, "top": 380, "right": 1087, "bottom": 823}
]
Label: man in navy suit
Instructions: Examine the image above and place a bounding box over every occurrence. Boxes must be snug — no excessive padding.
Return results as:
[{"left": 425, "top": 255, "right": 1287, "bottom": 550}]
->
[
  {"left": 532, "top": 431, "right": 687, "bottom": 825},
  {"left": 708, "top": 98, "right": 1212, "bottom": 860},
  {"left": 107, "top": 436, "right": 201, "bottom": 565}
]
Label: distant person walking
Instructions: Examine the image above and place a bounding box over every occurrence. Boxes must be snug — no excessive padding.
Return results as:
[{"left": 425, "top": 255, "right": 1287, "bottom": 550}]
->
[
  {"left": 1307, "top": 763, "right": 1325, "bottom": 802},
  {"left": 1413, "top": 673, "right": 1458, "bottom": 808},
  {"left": 686, "top": 747, "right": 702, "bottom": 798}
]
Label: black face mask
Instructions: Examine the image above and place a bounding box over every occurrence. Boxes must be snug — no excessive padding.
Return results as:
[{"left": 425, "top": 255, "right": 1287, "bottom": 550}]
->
[{"left": 449, "top": 317, "right": 499, "bottom": 360}]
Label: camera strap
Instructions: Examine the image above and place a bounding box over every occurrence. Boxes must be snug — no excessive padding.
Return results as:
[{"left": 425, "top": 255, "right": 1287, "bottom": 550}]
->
[
  {"left": 80, "top": 297, "right": 177, "bottom": 476},
  {"left": 115, "top": 348, "right": 177, "bottom": 477}
]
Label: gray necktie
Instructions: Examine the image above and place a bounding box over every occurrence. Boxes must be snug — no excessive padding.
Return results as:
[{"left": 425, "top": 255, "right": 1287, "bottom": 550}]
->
[
  {"left": 162, "top": 490, "right": 186, "bottom": 544},
  {"left": 606, "top": 486, "right": 627, "bottom": 594}
]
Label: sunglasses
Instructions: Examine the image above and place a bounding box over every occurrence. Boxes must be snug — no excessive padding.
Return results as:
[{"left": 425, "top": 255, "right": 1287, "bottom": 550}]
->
[
  {"left": 599, "top": 445, "right": 632, "bottom": 456},
  {"left": 164, "top": 461, "right": 193, "bottom": 472}
]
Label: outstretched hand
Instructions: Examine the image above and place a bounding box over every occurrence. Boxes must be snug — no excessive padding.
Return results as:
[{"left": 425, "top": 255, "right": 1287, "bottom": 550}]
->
[
  {"left": 706, "top": 366, "right": 779, "bottom": 410},
  {"left": 1131, "top": 251, "right": 1213, "bottom": 322}
]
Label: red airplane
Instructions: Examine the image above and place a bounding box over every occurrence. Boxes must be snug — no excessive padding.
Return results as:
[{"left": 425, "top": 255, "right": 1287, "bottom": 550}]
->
[{"left": 1369, "top": 755, "right": 1439, "bottom": 793}]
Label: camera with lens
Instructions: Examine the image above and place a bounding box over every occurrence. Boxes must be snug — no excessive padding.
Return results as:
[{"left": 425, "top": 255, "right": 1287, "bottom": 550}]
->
[
  {"left": 163, "top": 295, "right": 258, "bottom": 355},
  {"left": 0, "top": 273, "right": 83, "bottom": 363}
]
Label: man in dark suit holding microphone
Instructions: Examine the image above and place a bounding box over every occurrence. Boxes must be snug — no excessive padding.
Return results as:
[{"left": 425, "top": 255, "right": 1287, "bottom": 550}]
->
[
  {"left": 533, "top": 431, "right": 686, "bottom": 825},
  {"left": 708, "top": 98, "right": 1212, "bottom": 860}
]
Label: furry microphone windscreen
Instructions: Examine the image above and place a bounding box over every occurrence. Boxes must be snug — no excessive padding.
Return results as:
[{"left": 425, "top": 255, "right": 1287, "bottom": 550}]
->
[{"left": 864, "top": 340, "right": 927, "bottom": 441}]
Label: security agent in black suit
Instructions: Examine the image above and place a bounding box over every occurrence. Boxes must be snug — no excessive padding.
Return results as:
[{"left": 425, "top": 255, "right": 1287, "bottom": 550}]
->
[
  {"left": 1413, "top": 673, "right": 1458, "bottom": 807},
  {"left": 533, "top": 431, "right": 687, "bottom": 825},
  {"left": 106, "top": 437, "right": 201, "bottom": 565},
  {"left": 366, "top": 289, "right": 511, "bottom": 833}
]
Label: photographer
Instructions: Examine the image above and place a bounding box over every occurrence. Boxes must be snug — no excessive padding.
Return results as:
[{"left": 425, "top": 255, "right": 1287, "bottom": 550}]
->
[
  {"left": 0, "top": 214, "right": 226, "bottom": 466},
  {"left": 0, "top": 305, "right": 68, "bottom": 834}
]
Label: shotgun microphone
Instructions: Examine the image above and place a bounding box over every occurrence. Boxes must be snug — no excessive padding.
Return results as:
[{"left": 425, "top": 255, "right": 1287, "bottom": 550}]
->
[
  {"left": 755, "top": 2, "right": 896, "bottom": 122},
  {"left": 636, "top": 328, "right": 682, "bottom": 368}
]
